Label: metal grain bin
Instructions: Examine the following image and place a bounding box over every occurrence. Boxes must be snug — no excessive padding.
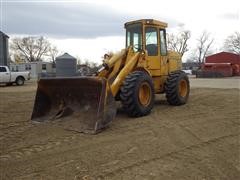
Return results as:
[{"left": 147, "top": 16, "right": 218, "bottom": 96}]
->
[
  {"left": 0, "top": 31, "right": 9, "bottom": 66},
  {"left": 56, "top": 53, "right": 77, "bottom": 77}
]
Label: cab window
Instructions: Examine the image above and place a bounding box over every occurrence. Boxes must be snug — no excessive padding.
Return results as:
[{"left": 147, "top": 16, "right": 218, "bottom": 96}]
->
[
  {"left": 0, "top": 67, "right": 7, "bottom": 72},
  {"left": 160, "top": 29, "right": 167, "bottom": 56},
  {"left": 145, "top": 27, "right": 158, "bottom": 56},
  {"left": 126, "top": 23, "right": 142, "bottom": 52}
]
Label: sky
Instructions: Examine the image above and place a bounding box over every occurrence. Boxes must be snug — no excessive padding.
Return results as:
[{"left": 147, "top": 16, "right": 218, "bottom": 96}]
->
[{"left": 0, "top": 0, "right": 240, "bottom": 63}]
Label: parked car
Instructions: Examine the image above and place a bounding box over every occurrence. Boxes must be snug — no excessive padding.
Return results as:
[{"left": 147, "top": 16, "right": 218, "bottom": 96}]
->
[
  {"left": 182, "top": 69, "right": 192, "bottom": 75},
  {"left": 0, "top": 66, "right": 30, "bottom": 86}
]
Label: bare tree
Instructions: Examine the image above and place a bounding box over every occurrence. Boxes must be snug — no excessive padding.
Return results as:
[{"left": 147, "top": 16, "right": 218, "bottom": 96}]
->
[
  {"left": 11, "top": 36, "right": 51, "bottom": 62},
  {"left": 48, "top": 45, "right": 59, "bottom": 62},
  {"left": 83, "top": 59, "right": 91, "bottom": 67},
  {"left": 223, "top": 32, "right": 240, "bottom": 54},
  {"left": 196, "top": 31, "right": 214, "bottom": 64},
  {"left": 89, "top": 62, "right": 99, "bottom": 69},
  {"left": 75, "top": 56, "right": 83, "bottom": 65},
  {"left": 167, "top": 30, "right": 191, "bottom": 56},
  {"left": 13, "top": 54, "right": 24, "bottom": 63}
]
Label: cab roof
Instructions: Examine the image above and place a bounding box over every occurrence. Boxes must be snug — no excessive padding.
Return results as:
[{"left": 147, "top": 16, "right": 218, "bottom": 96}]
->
[{"left": 124, "top": 19, "right": 168, "bottom": 29}]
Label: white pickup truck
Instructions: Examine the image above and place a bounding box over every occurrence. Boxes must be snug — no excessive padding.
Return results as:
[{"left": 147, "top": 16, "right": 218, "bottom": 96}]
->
[{"left": 0, "top": 66, "right": 30, "bottom": 86}]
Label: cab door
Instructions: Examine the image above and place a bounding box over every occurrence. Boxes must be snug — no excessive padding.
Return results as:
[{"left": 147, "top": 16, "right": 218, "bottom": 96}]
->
[
  {"left": 145, "top": 27, "right": 161, "bottom": 73},
  {"left": 0, "top": 66, "right": 10, "bottom": 82},
  {"left": 159, "top": 29, "right": 168, "bottom": 75}
]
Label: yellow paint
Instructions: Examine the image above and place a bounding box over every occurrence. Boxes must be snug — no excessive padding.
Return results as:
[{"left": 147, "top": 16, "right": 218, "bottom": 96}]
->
[
  {"left": 138, "top": 82, "right": 151, "bottom": 106},
  {"left": 103, "top": 49, "right": 127, "bottom": 69},
  {"left": 110, "top": 52, "right": 140, "bottom": 96},
  {"left": 179, "top": 79, "right": 188, "bottom": 97},
  {"left": 168, "top": 51, "right": 182, "bottom": 73},
  {"left": 152, "top": 76, "right": 167, "bottom": 93}
]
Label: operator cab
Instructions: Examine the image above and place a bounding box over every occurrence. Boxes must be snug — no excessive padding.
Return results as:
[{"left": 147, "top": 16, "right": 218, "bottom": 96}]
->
[{"left": 125, "top": 19, "right": 168, "bottom": 56}]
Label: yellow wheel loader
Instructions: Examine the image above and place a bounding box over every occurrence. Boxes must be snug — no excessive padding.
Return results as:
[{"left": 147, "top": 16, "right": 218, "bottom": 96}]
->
[{"left": 31, "top": 19, "right": 190, "bottom": 134}]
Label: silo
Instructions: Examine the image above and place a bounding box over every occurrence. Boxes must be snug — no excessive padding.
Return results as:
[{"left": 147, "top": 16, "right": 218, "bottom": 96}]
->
[
  {"left": 0, "top": 31, "right": 9, "bottom": 66},
  {"left": 56, "top": 53, "right": 77, "bottom": 77}
]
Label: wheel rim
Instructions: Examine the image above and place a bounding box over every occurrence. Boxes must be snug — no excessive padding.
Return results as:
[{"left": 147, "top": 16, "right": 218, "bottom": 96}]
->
[
  {"left": 179, "top": 79, "right": 188, "bottom": 97},
  {"left": 138, "top": 82, "right": 151, "bottom": 106},
  {"left": 17, "top": 78, "right": 23, "bottom": 85}
]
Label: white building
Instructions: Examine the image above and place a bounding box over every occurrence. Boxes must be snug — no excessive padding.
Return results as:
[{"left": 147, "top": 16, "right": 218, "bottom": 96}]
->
[{"left": 10, "top": 62, "right": 55, "bottom": 78}]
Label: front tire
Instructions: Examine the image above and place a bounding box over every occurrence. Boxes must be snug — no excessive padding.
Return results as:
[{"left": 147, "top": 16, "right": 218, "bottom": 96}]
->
[
  {"left": 165, "top": 70, "right": 190, "bottom": 105},
  {"left": 16, "top": 77, "right": 25, "bottom": 86},
  {"left": 120, "top": 71, "right": 155, "bottom": 117}
]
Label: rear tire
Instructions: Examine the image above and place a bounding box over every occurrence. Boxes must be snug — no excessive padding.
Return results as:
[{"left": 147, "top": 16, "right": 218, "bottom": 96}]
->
[
  {"left": 16, "top": 77, "right": 25, "bottom": 86},
  {"left": 120, "top": 71, "right": 155, "bottom": 117},
  {"left": 165, "top": 70, "right": 190, "bottom": 105}
]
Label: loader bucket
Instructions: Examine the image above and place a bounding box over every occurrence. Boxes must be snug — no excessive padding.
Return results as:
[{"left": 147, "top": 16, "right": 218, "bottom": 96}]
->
[{"left": 31, "top": 77, "right": 116, "bottom": 134}]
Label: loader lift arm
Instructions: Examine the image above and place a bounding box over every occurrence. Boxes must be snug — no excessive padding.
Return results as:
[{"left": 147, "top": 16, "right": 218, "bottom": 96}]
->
[{"left": 98, "top": 47, "right": 141, "bottom": 96}]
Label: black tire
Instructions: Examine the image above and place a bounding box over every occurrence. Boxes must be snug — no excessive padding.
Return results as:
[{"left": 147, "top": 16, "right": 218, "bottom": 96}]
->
[
  {"left": 115, "top": 90, "right": 121, "bottom": 101},
  {"left": 165, "top": 70, "right": 190, "bottom": 105},
  {"left": 16, "top": 77, "right": 25, "bottom": 86},
  {"left": 6, "top": 83, "right": 13, "bottom": 86},
  {"left": 120, "top": 71, "right": 155, "bottom": 117}
]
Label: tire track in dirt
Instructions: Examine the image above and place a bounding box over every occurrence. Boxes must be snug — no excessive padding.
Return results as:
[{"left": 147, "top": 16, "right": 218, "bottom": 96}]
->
[
  {"left": 9, "top": 132, "right": 239, "bottom": 180},
  {"left": 93, "top": 133, "right": 240, "bottom": 179},
  {"left": 102, "top": 133, "right": 239, "bottom": 176},
  {"left": 0, "top": 122, "right": 33, "bottom": 142},
  {"left": 1, "top": 108, "right": 238, "bottom": 163},
  {"left": 0, "top": 120, "right": 169, "bottom": 167},
  {"left": 0, "top": 121, "right": 31, "bottom": 130},
  {"left": 25, "top": 126, "right": 238, "bottom": 179},
  {"left": 0, "top": 134, "right": 78, "bottom": 161},
  {"left": 0, "top": 123, "right": 155, "bottom": 162}
]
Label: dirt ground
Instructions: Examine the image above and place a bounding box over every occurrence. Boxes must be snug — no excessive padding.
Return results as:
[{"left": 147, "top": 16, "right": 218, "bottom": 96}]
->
[{"left": 0, "top": 78, "right": 240, "bottom": 180}]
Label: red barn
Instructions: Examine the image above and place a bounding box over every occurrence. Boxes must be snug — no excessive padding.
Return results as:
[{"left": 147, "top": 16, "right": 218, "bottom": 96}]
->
[
  {"left": 202, "top": 63, "right": 233, "bottom": 77},
  {"left": 203, "top": 52, "right": 240, "bottom": 76},
  {"left": 205, "top": 52, "right": 240, "bottom": 65}
]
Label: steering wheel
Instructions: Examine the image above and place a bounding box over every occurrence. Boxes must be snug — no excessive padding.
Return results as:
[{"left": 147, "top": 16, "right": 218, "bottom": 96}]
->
[{"left": 133, "top": 44, "right": 142, "bottom": 51}]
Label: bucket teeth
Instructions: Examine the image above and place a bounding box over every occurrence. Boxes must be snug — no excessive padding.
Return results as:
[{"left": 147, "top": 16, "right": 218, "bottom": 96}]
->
[{"left": 31, "top": 77, "right": 116, "bottom": 134}]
